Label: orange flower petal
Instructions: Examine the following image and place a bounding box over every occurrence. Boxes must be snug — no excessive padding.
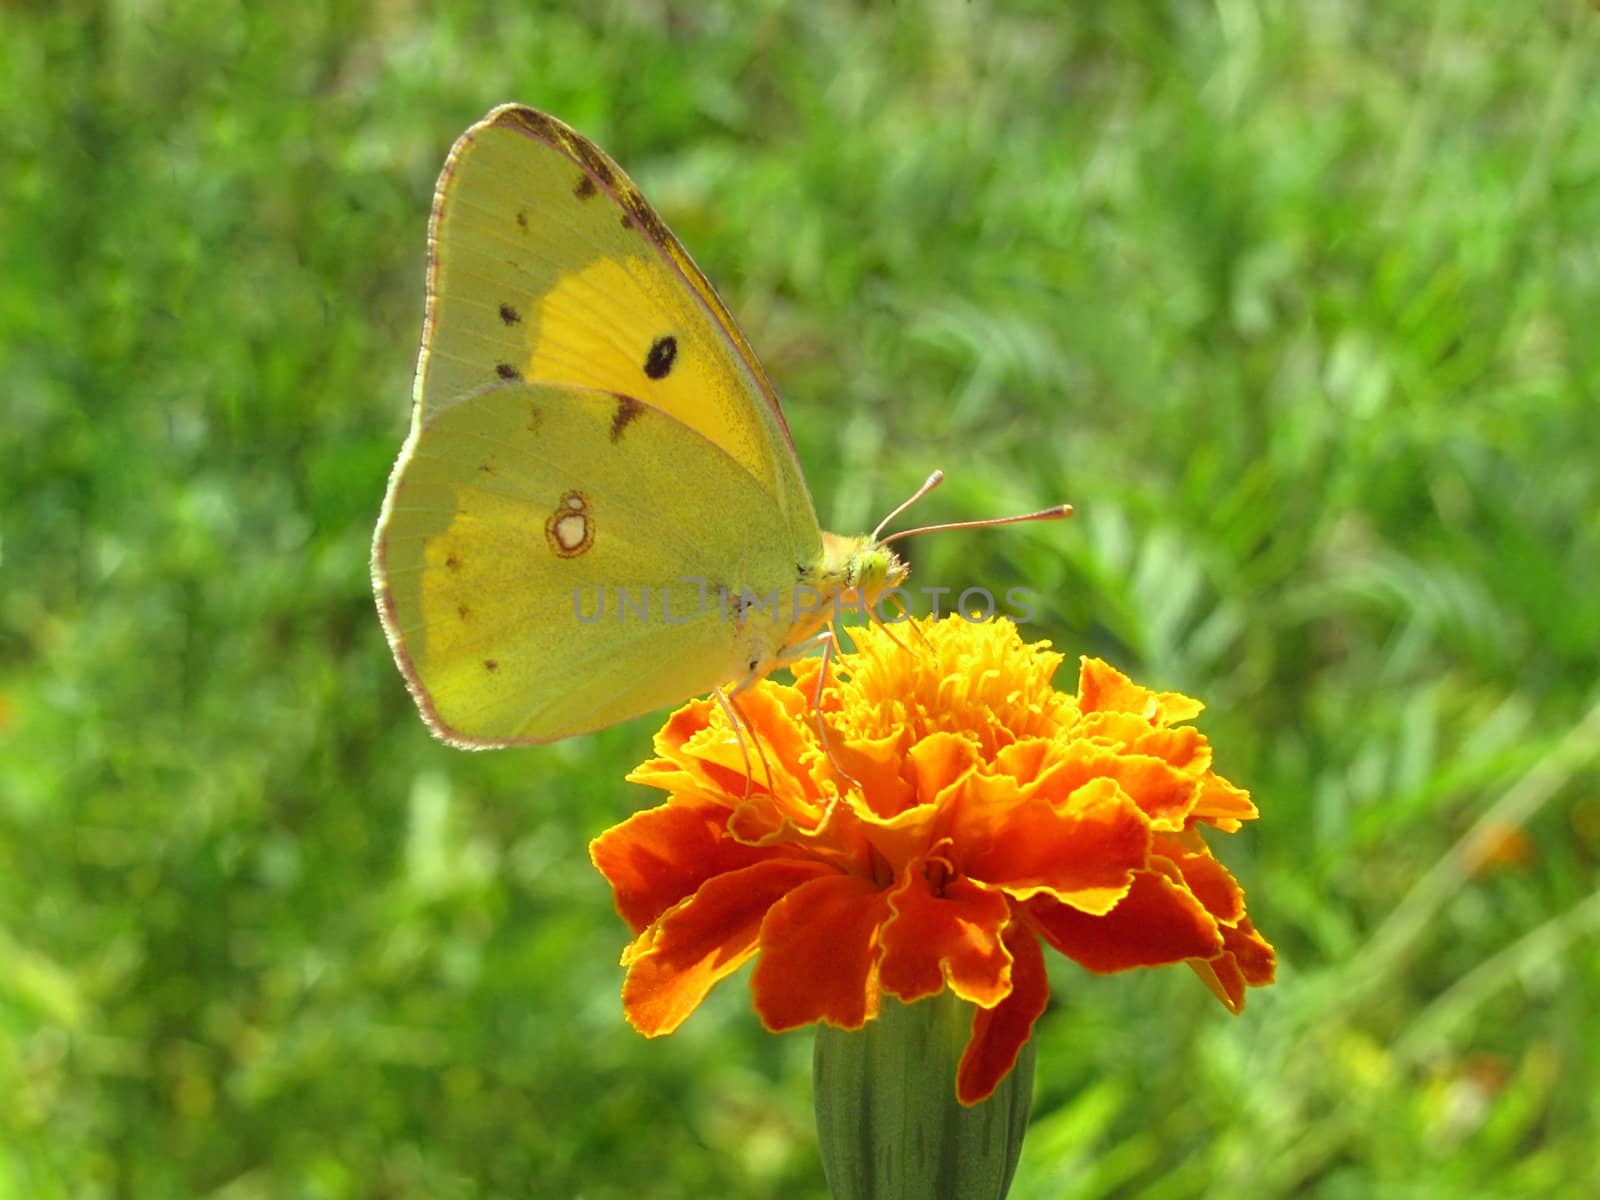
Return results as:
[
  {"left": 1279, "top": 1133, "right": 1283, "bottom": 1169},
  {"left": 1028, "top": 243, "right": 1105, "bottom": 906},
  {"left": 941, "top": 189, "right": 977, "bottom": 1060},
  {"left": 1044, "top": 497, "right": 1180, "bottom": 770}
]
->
[
  {"left": 622, "top": 858, "right": 833, "bottom": 1035},
  {"left": 591, "top": 800, "right": 774, "bottom": 932},
  {"left": 827, "top": 728, "right": 916, "bottom": 816},
  {"left": 956, "top": 923, "right": 1048, "bottom": 1106},
  {"left": 1190, "top": 953, "right": 1245, "bottom": 1012},
  {"left": 1154, "top": 691, "right": 1205, "bottom": 723},
  {"left": 1026, "top": 869, "right": 1223, "bottom": 972},
  {"left": 752, "top": 874, "right": 889, "bottom": 1031},
  {"left": 961, "top": 776, "right": 1148, "bottom": 914},
  {"left": 993, "top": 738, "right": 1054, "bottom": 782},
  {"left": 1225, "top": 917, "right": 1277, "bottom": 985},
  {"left": 1153, "top": 835, "right": 1245, "bottom": 925},
  {"left": 879, "top": 870, "right": 1013, "bottom": 1006},
  {"left": 1076, "top": 657, "right": 1159, "bottom": 717},
  {"left": 1189, "top": 917, "right": 1276, "bottom": 1013},
  {"left": 655, "top": 697, "right": 717, "bottom": 754},
  {"left": 1035, "top": 750, "right": 1198, "bottom": 830},
  {"left": 1077, "top": 657, "right": 1204, "bottom": 725},
  {"left": 1193, "top": 773, "right": 1257, "bottom": 826},
  {"left": 1078, "top": 710, "right": 1207, "bottom": 766},
  {"left": 906, "top": 731, "right": 982, "bottom": 809},
  {"left": 716, "top": 684, "right": 834, "bottom": 803},
  {"left": 1130, "top": 723, "right": 1211, "bottom": 774}
]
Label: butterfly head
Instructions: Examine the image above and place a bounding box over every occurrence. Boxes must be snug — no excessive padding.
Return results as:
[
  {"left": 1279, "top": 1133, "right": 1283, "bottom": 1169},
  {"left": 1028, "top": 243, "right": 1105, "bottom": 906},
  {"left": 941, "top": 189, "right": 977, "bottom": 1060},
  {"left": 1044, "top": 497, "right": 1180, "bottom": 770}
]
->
[{"left": 820, "top": 531, "right": 910, "bottom": 612}]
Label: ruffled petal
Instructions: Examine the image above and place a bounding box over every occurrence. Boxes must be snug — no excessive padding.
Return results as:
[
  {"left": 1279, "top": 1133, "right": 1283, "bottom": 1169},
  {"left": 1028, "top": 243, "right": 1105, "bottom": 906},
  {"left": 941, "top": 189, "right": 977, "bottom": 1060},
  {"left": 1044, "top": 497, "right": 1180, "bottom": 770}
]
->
[
  {"left": 1191, "top": 915, "right": 1278, "bottom": 1011},
  {"left": 590, "top": 800, "right": 772, "bottom": 932},
  {"left": 879, "top": 869, "right": 1013, "bottom": 1006},
  {"left": 961, "top": 776, "right": 1148, "bottom": 914},
  {"left": 956, "top": 923, "right": 1048, "bottom": 1106},
  {"left": 1076, "top": 657, "right": 1204, "bottom": 725},
  {"left": 825, "top": 727, "right": 916, "bottom": 816},
  {"left": 906, "top": 732, "right": 982, "bottom": 809},
  {"left": 624, "top": 698, "right": 721, "bottom": 795},
  {"left": 1193, "top": 773, "right": 1257, "bottom": 827},
  {"left": 1153, "top": 835, "right": 1245, "bottom": 924},
  {"left": 851, "top": 735, "right": 973, "bottom": 872},
  {"left": 1076, "top": 657, "right": 1160, "bottom": 717},
  {"left": 752, "top": 873, "right": 889, "bottom": 1030},
  {"left": 622, "top": 858, "right": 832, "bottom": 1035},
  {"left": 1226, "top": 915, "right": 1277, "bottom": 985},
  {"left": 1026, "top": 869, "right": 1223, "bottom": 972},
  {"left": 1034, "top": 749, "right": 1198, "bottom": 830}
]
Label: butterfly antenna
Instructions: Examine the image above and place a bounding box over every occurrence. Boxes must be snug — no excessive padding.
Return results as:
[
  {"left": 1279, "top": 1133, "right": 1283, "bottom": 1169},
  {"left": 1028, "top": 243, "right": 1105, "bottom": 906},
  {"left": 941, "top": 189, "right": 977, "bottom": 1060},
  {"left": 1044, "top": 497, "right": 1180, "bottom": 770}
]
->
[
  {"left": 871, "top": 471, "right": 946, "bottom": 542},
  {"left": 879, "top": 502, "right": 1074, "bottom": 546}
]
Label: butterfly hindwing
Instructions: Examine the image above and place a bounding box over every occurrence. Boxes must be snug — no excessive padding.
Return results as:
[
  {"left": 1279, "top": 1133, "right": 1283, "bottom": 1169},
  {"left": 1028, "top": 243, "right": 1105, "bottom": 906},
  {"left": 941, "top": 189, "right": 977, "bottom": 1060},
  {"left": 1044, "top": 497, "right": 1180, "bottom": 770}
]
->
[{"left": 375, "top": 381, "right": 804, "bottom": 745}]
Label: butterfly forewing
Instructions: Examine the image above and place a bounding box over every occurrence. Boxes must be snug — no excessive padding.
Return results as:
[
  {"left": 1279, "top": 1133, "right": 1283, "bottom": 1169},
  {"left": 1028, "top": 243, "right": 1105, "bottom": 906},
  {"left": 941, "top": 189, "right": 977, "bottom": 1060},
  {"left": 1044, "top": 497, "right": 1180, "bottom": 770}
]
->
[{"left": 417, "top": 105, "right": 818, "bottom": 553}]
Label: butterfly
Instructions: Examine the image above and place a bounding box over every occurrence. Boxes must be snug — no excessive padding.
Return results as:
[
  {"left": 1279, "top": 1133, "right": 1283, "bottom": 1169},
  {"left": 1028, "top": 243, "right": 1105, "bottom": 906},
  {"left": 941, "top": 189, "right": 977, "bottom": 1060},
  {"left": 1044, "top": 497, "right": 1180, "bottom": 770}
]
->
[{"left": 372, "top": 105, "right": 1069, "bottom": 747}]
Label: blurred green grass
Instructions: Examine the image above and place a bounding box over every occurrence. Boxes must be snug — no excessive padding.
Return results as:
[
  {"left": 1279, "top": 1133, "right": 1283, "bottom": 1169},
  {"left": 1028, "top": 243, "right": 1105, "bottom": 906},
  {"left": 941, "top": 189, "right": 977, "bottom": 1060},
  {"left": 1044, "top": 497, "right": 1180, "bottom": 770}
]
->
[{"left": 3, "top": 1, "right": 1598, "bottom": 1197}]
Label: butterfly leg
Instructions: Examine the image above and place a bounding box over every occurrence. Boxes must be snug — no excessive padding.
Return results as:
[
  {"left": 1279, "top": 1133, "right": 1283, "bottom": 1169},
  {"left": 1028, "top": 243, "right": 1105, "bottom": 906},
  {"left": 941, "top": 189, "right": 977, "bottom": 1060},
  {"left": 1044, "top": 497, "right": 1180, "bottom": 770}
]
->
[
  {"left": 816, "top": 632, "right": 861, "bottom": 791},
  {"left": 799, "top": 628, "right": 866, "bottom": 793},
  {"left": 734, "top": 628, "right": 861, "bottom": 790},
  {"left": 713, "top": 686, "right": 775, "bottom": 801}
]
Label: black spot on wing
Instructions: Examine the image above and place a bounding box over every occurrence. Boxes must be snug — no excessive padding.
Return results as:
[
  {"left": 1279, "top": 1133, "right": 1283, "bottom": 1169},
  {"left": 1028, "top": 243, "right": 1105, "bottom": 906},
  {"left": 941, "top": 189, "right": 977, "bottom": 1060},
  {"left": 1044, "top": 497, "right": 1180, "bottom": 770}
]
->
[
  {"left": 574, "top": 174, "right": 597, "bottom": 200},
  {"left": 643, "top": 335, "right": 677, "bottom": 380},
  {"left": 610, "top": 395, "right": 646, "bottom": 442},
  {"left": 499, "top": 303, "right": 521, "bottom": 325},
  {"left": 497, "top": 362, "right": 522, "bottom": 381}
]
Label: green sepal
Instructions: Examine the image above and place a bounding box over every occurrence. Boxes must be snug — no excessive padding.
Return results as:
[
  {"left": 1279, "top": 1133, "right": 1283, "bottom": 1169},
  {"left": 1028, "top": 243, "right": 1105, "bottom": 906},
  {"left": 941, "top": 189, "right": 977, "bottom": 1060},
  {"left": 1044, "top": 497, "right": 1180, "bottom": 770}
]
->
[{"left": 813, "top": 991, "right": 1034, "bottom": 1200}]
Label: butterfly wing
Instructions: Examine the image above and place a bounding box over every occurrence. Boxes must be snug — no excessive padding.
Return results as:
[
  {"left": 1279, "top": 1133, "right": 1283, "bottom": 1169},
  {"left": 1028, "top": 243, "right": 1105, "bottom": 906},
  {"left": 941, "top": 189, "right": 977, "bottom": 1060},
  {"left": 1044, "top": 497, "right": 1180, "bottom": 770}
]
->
[
  {"left": 375, "top": 381, "right": 804, "bottom": 746},
  {"left": 415, "top": 104, "right": 820, "bottom": 560}
]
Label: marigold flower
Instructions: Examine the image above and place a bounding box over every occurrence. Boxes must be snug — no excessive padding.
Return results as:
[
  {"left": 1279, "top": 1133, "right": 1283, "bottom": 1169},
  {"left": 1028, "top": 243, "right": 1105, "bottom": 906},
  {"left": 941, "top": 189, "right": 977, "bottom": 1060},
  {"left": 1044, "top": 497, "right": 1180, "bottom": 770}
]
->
[{"left": 590, "top": 615, "right": 1275, "bottom": 1104}]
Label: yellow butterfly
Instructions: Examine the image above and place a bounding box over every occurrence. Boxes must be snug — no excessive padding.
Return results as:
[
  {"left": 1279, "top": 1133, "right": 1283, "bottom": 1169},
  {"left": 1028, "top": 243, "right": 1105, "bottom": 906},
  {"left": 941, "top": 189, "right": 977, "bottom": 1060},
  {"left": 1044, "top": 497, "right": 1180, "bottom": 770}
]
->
[{"left": 373, "top": 105, "right": 1067, "bottom": 747}]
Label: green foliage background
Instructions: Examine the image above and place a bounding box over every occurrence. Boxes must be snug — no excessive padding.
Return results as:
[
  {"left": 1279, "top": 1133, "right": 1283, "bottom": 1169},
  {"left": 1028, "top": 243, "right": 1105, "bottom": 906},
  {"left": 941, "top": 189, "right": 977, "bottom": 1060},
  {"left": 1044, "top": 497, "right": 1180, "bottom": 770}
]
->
[{"left": 4, "top": 1, "right": 1597, "bottom": 1196}]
